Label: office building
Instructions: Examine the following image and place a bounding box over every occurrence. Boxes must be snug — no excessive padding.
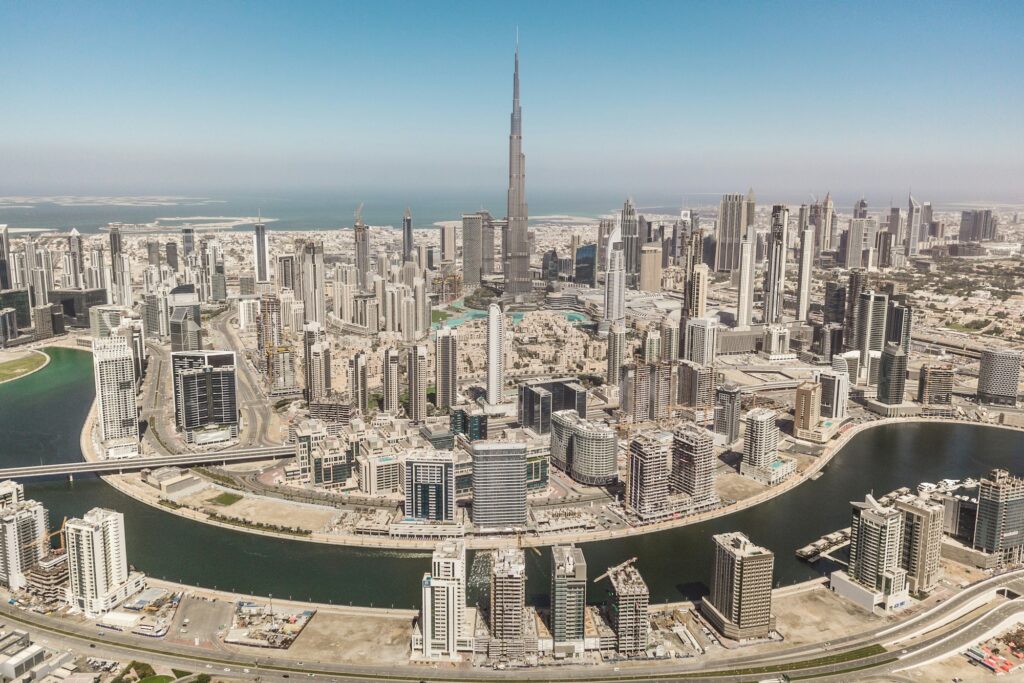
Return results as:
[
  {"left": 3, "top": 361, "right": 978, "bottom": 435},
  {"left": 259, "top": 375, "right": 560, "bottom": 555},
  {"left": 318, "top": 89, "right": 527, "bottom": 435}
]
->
[
  {"left": 794, "top": 381, "right": 821, "bottom": 432},
  {"left": 549, "top": 410, "right": 617, "bottom": 486},
  {"left": 845, "top": 269, "right": 867, "bottom": 347},
  {"left": 796, "top": 228, "right": 813, "bottom": 321},
  {"left": 671, "top": 423, "right": 715, "bottom": 502},
  {"left": 638, "top": 244, "right": 662, "bottom": 292},
  {"left": 836, "top": 495, "right": 909, "bottom": 612},
  {"left": 65, "top": 508, "right": 144, "bottom": 615},
  {"left": 434, "top": 326, "right": 458, "bottom": 411},
  {"left": 382, "top": 348, "right": 401, "bottom": 414},
  {"left": 300, "top": 241, "right": 326, "bottom": 324},
  {"left": 603, "top": 561, "right": 649, "bottom": 656},
  {"left": 817, "top": 369, "right": 850, "bottom": 421},
  {"left": 704, "top": 532, "right": 775, "bottom": 640},
  {"left": 253, "top": 219, "right": 269, "bottom": 282},
  {"left": 502, "top": 45, "right": 530, "bottom": 298},
  {"left": 906, "top": 194, "right": 922, "bottom": 256},
  {"left": 627, "top": 432, "right": 671, "bottom": 519},
  {"left": 301, "top": 322, "right": 330, "bottom": 403},
  {"left": 604, "top": 238, "right": 625, "bottom": 324},
  {"left": 489, "top": 548, "right": 526, "bottom": 659},
  {"left": 92, "top": 337, "right": 139, "bottom": 458},
  {"left": 678, "top": 359, "right": 714, "bottom": 409},
  {"left": 518, "top": 377, "right": 587, "bottom": 435},
  {"left": 689, "top": 263, "right": 710, "bottom": 319},
  {"left": 845, "top": 218, "right": 877, "bottom": 270},
  {"left": 354, "top": 213, "right": 370, "bottom": 290},
  {"left": 170, "top": 350, "right": 238, "bottom": 445},
  {"left": 715, "top": 190, "right": 755, "bottom": 272},
  {"left": 714, "top": 381, "right": 742, "bottom": 444},
  {"left": 348, "top": 351, "right": 368, "bottom": 413},
  {"left": 857, "top": 291, "right": 888, "bottom": 373},
  {"left": 917, "top": 364, "right": 954, "bottom": 405},
  {"left": 762, "top": 205, "right": 788, "bottom": 324},
  {"left": 402, "top": 208, "right": 414, "bottom": 263},
  {"left": 978, "top": 349, "right": 1021, "bottom": 406},
  {"left": 974, "top": 469, "right": 1024, "bottom": 565},
  {"left": 959, "top": 209, "right": 997, "bottom": 242},
  {"left": 486, "top": 303, "right": 504, "bottom": 404},
  {"left": 735, "top": 238, "right": 754, "bottom": 328},
  {"left": 877, "top": 343, "right": 907, "bottom": 405},
  {"left": 742, "top": 408, "right": 778, "bottom": 470},
  {"left": 461, "top": 213, "right": 483, "bottom": 289},
  {"left": 440, "top": 221, "right": 457, "bottom": 263},
  {"left": 684, "top": 316, "right": 718, "bottom": 366},
  {"left": 620, "top": 198, "right": 640, "bottom": 285},
  {"left": 405, "top": 451, "right": 456, "bottom": 523},
  {"left": 418, "top": 541, "right": 466, "bottom": 660},
  {"left": 169, "top": 306, "right": 201, "bottom": 353},
  {"left": 550, "top": 545, "right": 587, "bottom": 656},
  {"left": 886, "top": 299, "right": 913, "bottom": 353},
  {"left": 407, "top": 345, "right": 428, "bottom": 424},
  {"left": 894, "top": 494, "right": 944, "bottom": 594},
  {"left": 471, "top": 441, "right": 527, "bottom": 528}
]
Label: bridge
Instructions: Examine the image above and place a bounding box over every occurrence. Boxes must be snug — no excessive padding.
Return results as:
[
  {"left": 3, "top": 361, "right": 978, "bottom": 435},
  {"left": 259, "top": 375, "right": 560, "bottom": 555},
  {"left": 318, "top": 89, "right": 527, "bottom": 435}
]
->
[{"left": 0, "top": 445, "right": 295, "bottom": 480}]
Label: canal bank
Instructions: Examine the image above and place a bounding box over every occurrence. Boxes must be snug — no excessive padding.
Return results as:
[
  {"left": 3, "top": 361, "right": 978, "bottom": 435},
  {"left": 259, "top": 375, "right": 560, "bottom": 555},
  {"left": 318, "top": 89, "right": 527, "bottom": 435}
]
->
[{"left": 6, "top": 347, "right": 1024, "bottom": 609}]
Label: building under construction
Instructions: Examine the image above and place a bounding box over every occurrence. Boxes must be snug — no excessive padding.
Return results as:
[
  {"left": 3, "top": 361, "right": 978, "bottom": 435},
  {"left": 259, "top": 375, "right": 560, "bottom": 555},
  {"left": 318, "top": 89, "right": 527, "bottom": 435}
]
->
[{"left": 599, "top": 559, "right": 650, "bottom": 656}]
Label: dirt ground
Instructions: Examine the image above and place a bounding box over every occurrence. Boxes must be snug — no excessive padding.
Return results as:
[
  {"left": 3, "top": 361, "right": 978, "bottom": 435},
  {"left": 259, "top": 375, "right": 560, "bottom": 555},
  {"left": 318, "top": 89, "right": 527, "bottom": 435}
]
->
[
  {"left": 182, "top": 489, "right": 339, "bottom": 531},
  {"left": 715, "top": 471, "right": 767, "bottom": 501},
  {"left": 283, "top": 611, "right": 412, "bottom": 664}
]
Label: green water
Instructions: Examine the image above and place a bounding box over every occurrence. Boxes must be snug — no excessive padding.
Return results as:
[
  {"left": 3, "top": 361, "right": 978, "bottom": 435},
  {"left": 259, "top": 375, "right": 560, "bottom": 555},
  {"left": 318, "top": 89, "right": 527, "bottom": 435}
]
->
[{"left": 3, "top": 348, "right": 1022, "bottom": 608}]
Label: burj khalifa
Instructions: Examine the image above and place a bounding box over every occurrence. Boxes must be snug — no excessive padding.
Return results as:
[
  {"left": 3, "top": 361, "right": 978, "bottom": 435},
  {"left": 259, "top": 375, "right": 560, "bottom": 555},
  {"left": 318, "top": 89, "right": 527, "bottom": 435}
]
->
[{"left": 502, "top": 42, "right": 530, "bottom": 297}]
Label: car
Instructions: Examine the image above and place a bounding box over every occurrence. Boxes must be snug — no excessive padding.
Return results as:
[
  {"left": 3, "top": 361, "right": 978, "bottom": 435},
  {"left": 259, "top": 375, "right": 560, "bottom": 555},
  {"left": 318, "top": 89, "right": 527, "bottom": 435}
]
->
[
  {"left": 224, "top": 668, "right": 231, "bottom": 672},
  {"left": 243, "top": 669, "right": 250, "bottom": 674},
  {"left": 205, "top": 665, "right": 212, "bottom": 669},
  {"left": 89, "top": 644, "right": 95, "bottom": 649}
]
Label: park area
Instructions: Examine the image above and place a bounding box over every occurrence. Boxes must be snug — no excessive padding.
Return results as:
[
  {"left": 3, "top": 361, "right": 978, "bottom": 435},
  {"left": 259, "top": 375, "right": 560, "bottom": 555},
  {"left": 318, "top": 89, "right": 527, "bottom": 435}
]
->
[{"left": 0, "top": 350, "right": 47, "bottom": 382}]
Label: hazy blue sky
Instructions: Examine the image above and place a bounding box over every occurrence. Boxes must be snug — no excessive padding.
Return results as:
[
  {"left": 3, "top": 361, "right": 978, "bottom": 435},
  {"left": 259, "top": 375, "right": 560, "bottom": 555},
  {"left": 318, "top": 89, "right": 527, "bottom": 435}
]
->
[{"left": 1, "top": 1, "right": 1022, "bottom": 201}]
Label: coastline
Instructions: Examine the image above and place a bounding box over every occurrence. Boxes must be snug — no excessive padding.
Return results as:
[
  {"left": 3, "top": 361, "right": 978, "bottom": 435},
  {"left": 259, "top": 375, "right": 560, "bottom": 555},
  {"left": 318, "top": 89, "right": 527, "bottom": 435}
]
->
[{"left": 0, "top": 348, "right": 51, "bottom": 385}]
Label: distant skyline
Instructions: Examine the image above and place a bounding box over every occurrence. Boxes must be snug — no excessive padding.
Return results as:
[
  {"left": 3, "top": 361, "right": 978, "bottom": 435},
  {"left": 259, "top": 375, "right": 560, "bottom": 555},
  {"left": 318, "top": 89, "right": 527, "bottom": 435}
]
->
[{"left": 1, "top": 1, "right": 1022, "bottom": 201}]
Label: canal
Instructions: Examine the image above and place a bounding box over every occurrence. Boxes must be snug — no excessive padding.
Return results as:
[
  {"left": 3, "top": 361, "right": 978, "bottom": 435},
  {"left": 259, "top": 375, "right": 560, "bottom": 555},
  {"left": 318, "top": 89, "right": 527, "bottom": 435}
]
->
[{"left": 1, "top": 347, "right": 1019, "bottom": 608}]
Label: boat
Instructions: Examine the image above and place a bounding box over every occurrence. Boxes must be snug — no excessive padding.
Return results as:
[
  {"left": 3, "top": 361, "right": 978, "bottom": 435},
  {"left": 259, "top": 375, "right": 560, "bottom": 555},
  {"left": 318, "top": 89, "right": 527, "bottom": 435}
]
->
[{"left": 917, "top": 482, "right": 937, "bottom": 494}]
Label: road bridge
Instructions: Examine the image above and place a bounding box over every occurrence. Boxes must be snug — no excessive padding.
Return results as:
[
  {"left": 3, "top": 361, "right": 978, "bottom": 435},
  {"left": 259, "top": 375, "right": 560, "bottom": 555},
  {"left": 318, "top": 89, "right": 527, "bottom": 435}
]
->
[{"left": 0, "top": 445, "right": 293, "bottom": 480}]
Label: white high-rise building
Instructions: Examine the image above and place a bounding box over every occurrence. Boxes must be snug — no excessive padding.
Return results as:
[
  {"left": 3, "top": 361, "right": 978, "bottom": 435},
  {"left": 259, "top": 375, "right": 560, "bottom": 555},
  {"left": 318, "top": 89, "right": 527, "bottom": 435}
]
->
[
  {"left": 0, "top": 489, "right": 48, "bottom": 592},
  {"left": 603, "top": 237, "right": 625, "bottom": 324},
  {"left": 486, "top": 303, "right": 504, "bottom": 405},
  {"left": 762, "top": 205, "right": 789, "bottom": 324},
  {"left": 65, "top": 508, "right": 145, "bottom": 616},
  {"left": 736, "top": 238, "right": 754, "bottom": 328},
  {"left": 92, "top": 336, "right": 139, "bottom": 459},
  {"left": 816, "top": 369, "right": 850, "bottom": 421},
  {"left": 906, "top": 194, "right": 922, "bottom": 256},
  {"left": 408, "top": 345, "right": 428, "bottom": 424},
  {"left": 434, "top": 326, "right": 459, "bottom": 411},
  {"left": 417, "top": 541, "right": 467, "bottom": 660},
  {"left": 300, "top": 241, "right": 326, "bottom": 324},
  {"left": 383, "top": 348, "right": 401, "bottom": 414},
  {"left": 684, "top": 317, "right": 718, "bottom": 367},
  {"left": 796, "top": 228, "right": 814, "bottom": 321},
  {"left": 742, "top": 408, "right": 778, "bottom": 470},
  {"left": 689, "top": 263, "right": 709, "bottom": 319}
]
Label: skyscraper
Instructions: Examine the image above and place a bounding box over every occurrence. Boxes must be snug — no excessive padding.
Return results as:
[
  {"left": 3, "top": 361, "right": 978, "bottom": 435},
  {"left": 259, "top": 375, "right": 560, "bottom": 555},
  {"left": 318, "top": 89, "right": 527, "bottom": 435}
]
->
[
  {"left": 434, "top": 326, "right": 458, "bottom": 411},
  {"left": 714, "top": 381, "right": 742, "bottom": 444},
  {"left": 704, "top": 532, "right": 775, "bottom": 640},
  {"left": 684, "top": 316, "right": 718, "bottom": 366},
  {"left": 843, "top": 495, "right": 908, "bottom": 609},
  {"left": 603, "top": 561, "right": 650, "bottom": 656},
  {"left": 0, "top": 225, "right": 11, "bottom": 290},
  {"left": 407, "top": 344, "right": 428, "bottom": 424},
  {"left": 894, "top": 494, "right": 944, "bottom": 594},
  {"left": 620, "top": 198, "right": 640, "bottom": 285},
  {"left": 715, "top": 191, "right": 754, "bottom": 272},
  {"left": 549, "top": 410, "right": 617, "bottom": 486},
  {"left": 461, "top": 213, "right": 483, "bottom": 290},
  {"left": 405, "top": 451, "right": 456, "bottom": 523},
  {"left": 603, "top": 236, "right": 626, "bottom": 325},
  {"left": 978, "top": 349, "right": 1021, "bottom": 406},
  {"left": 253, "top": 218, "right": 269, "bottom": 282},
  {"left": 671, "top": 423, "right": 715, "bottom": 502},
  {"left": 917, "top": 364, "right": 954, "bottom": 406},
  {"left": 489, "top": 548, "right": 526, "bottom": 660},
  {"left": 857, "top": 291, "right": 888, "bottom": 371},
  {"left": 170, "top": 350, "right": 239, "bottom": 444},
  {"left": 382, "top": 348, "right": 400, "bottom": 414},
  {"left": 302, "top": 322, "right": 329, "bottom": 403},
  {"left": 817, "top": 369, "right": 850, "bottom": 421},
  {"left": 796, "top": 228, "right": 814, "bottom": 321},
  {"left": 502, "top": 44, "right": 530, "bottom": 298},
  {"left": 606, "top": 323, "right": 626, "bottom": 385},
  {"left": 354, "top": 211, "right": 370, "bottom": 291},
  {"left": 877, "top": 343, "right": 907, "bottom": 405},
  {"left": 402, "top": 208, "right": 414, "bottom": 263},
  {"left": 300, "top": 241, "right": 326, "bottom": 324},
  {"left": 627, "top": 432, "right": 671, "bottom": 519},
  {"left": 486, "top": 303, "right": 504, "bottom": 405},
  {"left": 794, "top": 381, "right": 821, "bottom": 432},
  {"left": 736, "top": 238, "right": 754, "bottom": 328},
  {"left": 974, "top": 469, "right": 1024, "bottom": 565},
  {"left": 638, "top": 243, "right": 662, "bottom": 292},
  {"left": 743, "top": 408, "right": 778, "bottom": 470},
  {"left": 348, "top": 351, "right": 368, "bottom": 413},
  {"left": 0, "top": 488, "right": 48, "bottom": 592},
  {"left": 550, "top": 545, "right": 587, "bottom": 656},
  {"left": 906, "top": 194, "right": 922, "bottom": 256},
  {"left": 66, "top": 508, "right": 143, "bottom": 615},
  {"left": 418, "top": 540, "right": 466, "bottom": 660},
  {"left": 762, "top": 205, "right": 788, "bottom": 324},
  {"left": 471, "top": 441, "right": 527, "bottom": 528},
  {"left": 92, "top": 336, "right": 139, "bottom": 458}
]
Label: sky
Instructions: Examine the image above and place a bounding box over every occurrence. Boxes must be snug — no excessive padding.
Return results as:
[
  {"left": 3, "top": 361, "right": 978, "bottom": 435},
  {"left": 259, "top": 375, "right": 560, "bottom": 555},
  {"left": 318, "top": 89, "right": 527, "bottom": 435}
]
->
[{"left": 1, "top": 0, "right": 1022, "bottom": 203}]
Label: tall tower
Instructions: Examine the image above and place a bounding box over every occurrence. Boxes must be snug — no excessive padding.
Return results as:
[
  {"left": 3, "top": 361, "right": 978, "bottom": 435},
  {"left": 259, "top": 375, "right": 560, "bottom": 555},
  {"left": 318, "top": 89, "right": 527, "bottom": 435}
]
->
[
  {"left": 253, "top": 218, "right": 269, "bottom": 282},
  {"left": 620, "top": 198, "right": 640, "bottom": 286},
  {"left": 762, "top": 205, "right": 789, "bottom": 324},
  {"left": 402, "top": 208, "right": 414, "bottom": 263},
  {"left": 607, "top": 323, "right": 626, "bottom": 385},
  {"left": 408, "top": 344, "right": 428, "bottom": 424},
  {"left": 503, "top": 41, "right": 530, "bottom": 297},
  {"left": 486, "top": 303, "right": 505, "bottom": 404},
  {"left": 550, "top": 545, "right": 587, "bottom": 656},
  {"left": 603, "top": 232, "right": 625, "bottom": 324},
  {"left": 704, "top": 532, "right": 775, "bottom": 640},
  {"left": 736, "top": 238, "right": 754, "bottom": 328},
  {"left": 354, "top": 209, "right": 370, "bottom": 291},
  {"left": 434, "top": 326, "right": 459, "bottom": 410},
  {"left": 796, "top": 228, "right": 813, "bottom": 321},
  {"left": 419, "top": 540, "right": 466, "bottom": 660},
  {"left": 382, "top": 348, "right": 401, "bottom": 414},
  {"left": 92, "top": 336, "right": 139, "bottom": 458},
  {"left": 300, "top": 241, "right": 326, "bottom": 324},
  {"left": 906, "top": 194, "right": 922, "bottom": 256}
]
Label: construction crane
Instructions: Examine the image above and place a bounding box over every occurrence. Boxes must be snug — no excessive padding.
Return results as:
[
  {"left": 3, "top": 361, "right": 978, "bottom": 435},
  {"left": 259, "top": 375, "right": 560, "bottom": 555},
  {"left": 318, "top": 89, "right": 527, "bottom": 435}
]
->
[
  {"left": 23, "top": 516, "right": 68, "bottom": 551},
  {"left": 593, "top": 556, "right": 637, "bottom": 584}
]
